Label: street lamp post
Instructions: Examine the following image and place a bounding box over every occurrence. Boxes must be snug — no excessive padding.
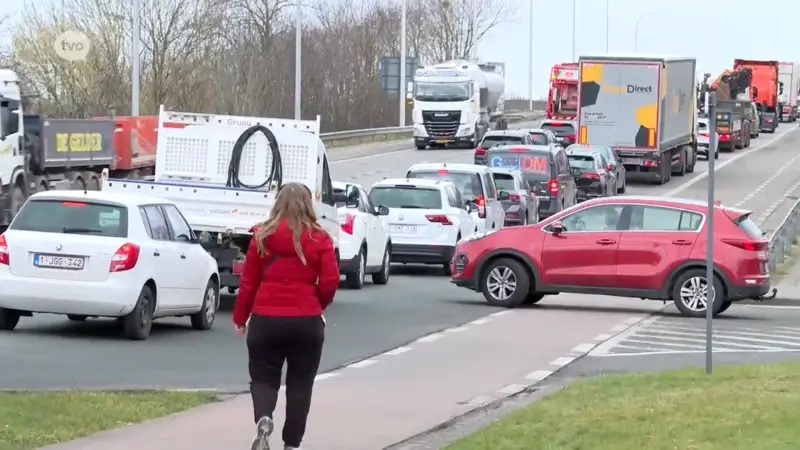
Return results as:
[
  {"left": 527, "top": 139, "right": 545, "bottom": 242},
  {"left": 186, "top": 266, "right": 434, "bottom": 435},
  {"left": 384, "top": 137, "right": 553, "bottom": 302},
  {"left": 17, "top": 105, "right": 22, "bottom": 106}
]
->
[
  {"left": 528, "top": 0, "right": 533, "bottom": 110},
  {"left": 571, "top": 0, "right": 576, "bottom": 61},
  {"left": 131, "top": 0, "right": 141, "bottom": 116},
  {"left": 634, "top": 12, "right": 656, "bottom": 52},
  {"left": 295, "top": 3, "right": 302, "bottom": 120},
  {"left": 399, "top": 0, "right": 407, "bottom": 127},
  {"left": 605, "top": 0, "right": 609, "bottom": 52}
]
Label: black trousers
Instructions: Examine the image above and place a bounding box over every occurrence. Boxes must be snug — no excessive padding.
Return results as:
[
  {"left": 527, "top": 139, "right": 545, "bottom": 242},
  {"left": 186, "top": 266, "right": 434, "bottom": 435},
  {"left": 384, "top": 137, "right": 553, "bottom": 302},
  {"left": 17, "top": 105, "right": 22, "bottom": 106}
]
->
[{"left": 247, "top": 314, "right": 325, "bottom": 448}]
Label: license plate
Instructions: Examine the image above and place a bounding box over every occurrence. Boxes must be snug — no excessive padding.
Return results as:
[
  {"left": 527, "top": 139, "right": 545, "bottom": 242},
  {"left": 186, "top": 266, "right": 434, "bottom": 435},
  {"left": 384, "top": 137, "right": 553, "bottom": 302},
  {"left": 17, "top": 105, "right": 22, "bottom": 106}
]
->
[
  {"left": 555, "top": 137, "right": 564, "bottom": 141},
  {"left": 390, "top": 224, "right": 417, "bottom": 233},
  {"left": 435, "top": 139, "right": 450, "bottom": 144},
  {"left": 33, "top": 253, "right": 85, "bottom": 270},
  {"left": 232, "top": 259, "right": 245, "bottom": 275},
  {"left": 622, "top": 158, "right": 643, "bottom": 165}
]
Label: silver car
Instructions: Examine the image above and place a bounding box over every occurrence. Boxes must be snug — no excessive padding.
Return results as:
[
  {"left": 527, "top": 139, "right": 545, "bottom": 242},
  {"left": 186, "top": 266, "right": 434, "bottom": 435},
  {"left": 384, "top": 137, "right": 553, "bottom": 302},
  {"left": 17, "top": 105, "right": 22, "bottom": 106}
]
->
[{"left": 490, "top": 168, "right": 540, "bottom": 226}]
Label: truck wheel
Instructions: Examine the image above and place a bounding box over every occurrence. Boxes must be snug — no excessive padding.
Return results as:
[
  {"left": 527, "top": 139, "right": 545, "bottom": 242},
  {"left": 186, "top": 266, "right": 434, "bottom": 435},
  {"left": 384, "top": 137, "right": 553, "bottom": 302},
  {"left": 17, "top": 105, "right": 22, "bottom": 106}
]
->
[
  {"left": 686, "top": 148, "right": 696, "bottom": 173},
  {"left": 10, "top": 185, "right": 25, "bottom": 220},
  {"left": 673, "top": 149, "right": 686, "bottom": 177},
  {"left": 415, "top": 145, "right": 426, "bottom": 150}
]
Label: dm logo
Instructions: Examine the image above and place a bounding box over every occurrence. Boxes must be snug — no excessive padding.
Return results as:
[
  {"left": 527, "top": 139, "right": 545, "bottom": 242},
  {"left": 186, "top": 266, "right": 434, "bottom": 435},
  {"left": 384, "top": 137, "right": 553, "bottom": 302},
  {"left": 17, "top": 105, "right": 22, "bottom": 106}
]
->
[{"left": 53, "top": 30, "right": 91, "bottom": 61}]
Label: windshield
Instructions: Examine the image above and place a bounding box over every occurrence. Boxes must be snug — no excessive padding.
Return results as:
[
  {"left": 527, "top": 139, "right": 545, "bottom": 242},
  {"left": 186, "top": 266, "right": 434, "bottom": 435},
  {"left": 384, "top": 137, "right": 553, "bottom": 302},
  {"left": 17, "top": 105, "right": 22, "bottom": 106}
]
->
[
  {"left": 492, "top": 173, "right": 516, "bottom": 191},
  {"left": 369, "top": 186, "right": 442, "bottom": 209},
  {"left": 542, "top": 123, "right": 575, "bottom": 136},
  {"left": 736, "top": 214, "right": 765, "bottom": 239},
  {"left": 407, "top": 170, "right": 483, "bottom": 200},
  {"left": 333, "top": 187, "right": 347, "bottom": 208},
  {"left": 569, "top": 145, "right": 611, "bottom": 161},
  {"left": 698, "top": 120, "right": 708, "bottom": 131},
  {"left": 552, "top": 84, "right": 578, "bottom": 114},
  {"left": 481, "top": 134, "right": 523, "bottom": 148},
  {"left": 414, "top": 81, "right": 470, "bottom": 102},
  {"left": 11, "top": 200, "right": 128, "bottom": 237},
  {"left": 529, "top": 132, "right": 549, "bottom": 145},
  {"left": 568, "top": 154, "right": 596, "bottom": 171}
]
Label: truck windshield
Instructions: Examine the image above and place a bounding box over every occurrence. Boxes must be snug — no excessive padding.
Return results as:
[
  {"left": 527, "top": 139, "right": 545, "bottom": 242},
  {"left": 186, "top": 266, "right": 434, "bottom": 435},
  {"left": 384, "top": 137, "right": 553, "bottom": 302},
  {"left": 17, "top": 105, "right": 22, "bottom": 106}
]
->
[
  {"left": 552, "top": 84, "right": 578, "bottom": 114},
  {"left": 415, "top": 81, "right": 470, "bottom": 101}
]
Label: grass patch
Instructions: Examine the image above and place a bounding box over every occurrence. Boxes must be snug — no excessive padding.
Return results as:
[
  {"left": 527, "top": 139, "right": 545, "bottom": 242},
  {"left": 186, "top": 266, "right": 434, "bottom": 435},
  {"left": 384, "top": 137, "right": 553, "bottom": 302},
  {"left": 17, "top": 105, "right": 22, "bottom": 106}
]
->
[
  {"left": 772, "top": 235, "right": 800, "bottom": 278},
  {"left": 447, "top": 362, "right": 800, "bottom": 450},
  {"left": 0, "top": 390, "right": 217, "bottom": 450}
]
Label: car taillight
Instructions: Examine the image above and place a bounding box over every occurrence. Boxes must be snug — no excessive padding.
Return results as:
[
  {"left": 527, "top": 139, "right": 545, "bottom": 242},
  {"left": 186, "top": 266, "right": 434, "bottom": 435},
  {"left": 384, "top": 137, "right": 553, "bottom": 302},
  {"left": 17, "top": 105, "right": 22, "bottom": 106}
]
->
[
  {"left": 0, "top": 234, "right": 8, "bottom": 265},
  {"left": 110, "top": 243, "right": 140, "bottom": 272},
  {"left": 700, "top": 133, "right": 709, "bottom": 137},
  {"left": 341, "top": 214, "right": 355, "bottom": 235},
  {"left": 426, "top": 214, "right": 453, "bottom": 225},
  {"left": 721, "top": 239, "right": 768, "bottom": 251},
  {"left": 583, "top": 172, "right": 601, "bottom": 179},
  {"left": 62, "top": 201, "right": 87, "bottom": 207},
  {"left": 566, "top": 134, "right": 576, "bottom": 140},
  {"left": 475, "top": 147, "right": 486, "bottom": 156},
  {"left": 720, "top": 134, "right": 730, "bottom": 140},
  {"left": 476, "top": 194, "right": 486, "bottom": 219},
  {"left": 508, "top": 193, "right": 521, "bottom": 202},
  {"left": 549, "top": 178, "right": 559, "bottom": 194}
]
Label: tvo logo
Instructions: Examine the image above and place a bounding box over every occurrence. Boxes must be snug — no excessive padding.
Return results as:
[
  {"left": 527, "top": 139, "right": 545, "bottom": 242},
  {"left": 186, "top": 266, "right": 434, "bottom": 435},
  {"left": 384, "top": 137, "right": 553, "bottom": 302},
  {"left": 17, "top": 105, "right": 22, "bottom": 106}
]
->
[{"left": 53, "top": 30, "right": 91, "bottom": 61}]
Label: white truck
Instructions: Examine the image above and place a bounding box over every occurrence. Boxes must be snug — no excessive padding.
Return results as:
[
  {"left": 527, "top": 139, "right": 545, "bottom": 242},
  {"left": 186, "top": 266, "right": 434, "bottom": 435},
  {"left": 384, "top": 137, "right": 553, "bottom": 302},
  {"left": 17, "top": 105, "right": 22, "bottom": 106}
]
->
[
  {"left": 101, "top": 106, "right": 341, "bottom": 293},
  {"left": 411, "top": 60, "right": 507, "bottom": 150},
  {"left": 778, "top": 61, "right": 799, "bottom": 122}
]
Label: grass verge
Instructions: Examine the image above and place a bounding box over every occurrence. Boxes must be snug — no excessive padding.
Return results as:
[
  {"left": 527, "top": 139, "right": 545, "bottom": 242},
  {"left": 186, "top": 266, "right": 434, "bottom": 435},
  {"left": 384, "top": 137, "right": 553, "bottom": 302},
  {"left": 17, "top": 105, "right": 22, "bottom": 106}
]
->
[
  {"left": 446, "top": 361, "right": 800, "bottom": 450},
  {"left": 0, "top": 390, "right": 218, "bottom": 450}
]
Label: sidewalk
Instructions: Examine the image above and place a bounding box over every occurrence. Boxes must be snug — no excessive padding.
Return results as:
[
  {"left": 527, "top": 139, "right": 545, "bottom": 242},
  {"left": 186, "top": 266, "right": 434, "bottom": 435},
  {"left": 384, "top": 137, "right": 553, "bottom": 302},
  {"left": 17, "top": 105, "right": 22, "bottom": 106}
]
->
[
  {"left": 40, "top": 295, "right": 656, "bottom": 450},
  {"left": 775, "top": 259, "right": 800, "bottom": 301}
]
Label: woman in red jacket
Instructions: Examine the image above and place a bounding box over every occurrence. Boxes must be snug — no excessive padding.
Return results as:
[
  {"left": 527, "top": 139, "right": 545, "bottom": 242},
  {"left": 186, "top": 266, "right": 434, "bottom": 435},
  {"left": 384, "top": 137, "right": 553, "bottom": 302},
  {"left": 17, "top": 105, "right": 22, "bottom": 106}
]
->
[{"left": 232, "top": 182, "right": 340, "bottom": 450}]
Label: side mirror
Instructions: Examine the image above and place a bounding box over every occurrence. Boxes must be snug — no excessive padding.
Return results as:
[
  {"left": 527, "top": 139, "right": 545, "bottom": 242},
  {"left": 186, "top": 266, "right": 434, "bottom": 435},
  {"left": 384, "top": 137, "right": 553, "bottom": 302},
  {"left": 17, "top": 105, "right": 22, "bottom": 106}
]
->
[
  {"left": 498, "top": 190, "right": 510, "bottom": 201},
  {"left": 333, "top": 192, "right": 348, "bottom": 204},
  {"left": 550, "top": 220, "right": 564, "bottom": 235},
  {"left": 466, "top": 202, "right": 479, "bottom": 213},
  {"left": 376, "top": 205, "right": 390, "bottom": 216},
  {"left": 570, "top": 167, "right": 583, "bottom": 177},
  {"left": 0, "top": 107, "right": 18, "bottom": 139},
  {"left": 345, "top": 186, "right": 359, "bottom": 208},
  {"left": 176, "top": 233, "right": 193, "bottom": 243}
]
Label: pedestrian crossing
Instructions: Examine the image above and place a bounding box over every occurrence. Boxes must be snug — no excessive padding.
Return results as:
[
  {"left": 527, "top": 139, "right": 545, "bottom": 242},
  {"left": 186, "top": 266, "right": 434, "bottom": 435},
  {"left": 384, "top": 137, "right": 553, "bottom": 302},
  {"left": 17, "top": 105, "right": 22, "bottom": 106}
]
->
[{"left": 589, "top": 316, "right": 800, "bottom": 356}]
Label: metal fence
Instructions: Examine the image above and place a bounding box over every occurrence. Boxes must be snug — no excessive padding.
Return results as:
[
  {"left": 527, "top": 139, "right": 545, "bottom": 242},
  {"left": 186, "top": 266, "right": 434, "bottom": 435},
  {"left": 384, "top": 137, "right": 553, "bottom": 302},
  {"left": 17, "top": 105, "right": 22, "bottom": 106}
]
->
[{"left": 768, "top": 198, "right": 800, "bottom": 271}]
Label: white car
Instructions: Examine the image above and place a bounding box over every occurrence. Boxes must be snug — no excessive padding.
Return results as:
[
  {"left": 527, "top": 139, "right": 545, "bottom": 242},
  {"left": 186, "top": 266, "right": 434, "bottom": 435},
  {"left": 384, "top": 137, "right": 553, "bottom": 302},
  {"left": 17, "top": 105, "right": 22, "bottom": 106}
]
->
[
  {"left": 332, "top": 181, "right": 392, "bottom": 289},
  {"left": 0, "top": 191, "right": 220, "bottom": 340},
  {"left": 370, "top": 178, "right": 476, "bottom": 274},
  {"left": 405, "top": 162, "right": 505, "bottom": 233},
  {"left": 697, "top": 117, "right": 719, "bottom": 160}
]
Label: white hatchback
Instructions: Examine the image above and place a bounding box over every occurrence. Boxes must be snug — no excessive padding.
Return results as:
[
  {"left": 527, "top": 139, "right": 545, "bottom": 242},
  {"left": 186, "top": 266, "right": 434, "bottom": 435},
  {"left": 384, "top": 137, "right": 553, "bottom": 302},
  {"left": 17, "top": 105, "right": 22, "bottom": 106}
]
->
[
  {"left": 0, "top": 191, "right": 220, "bottom": 340},
  {"left": 332, "top": 181, "right": 392, "bottom": 289},
  {"left": 370, "top": 178, "right": 476, "bottom": 274}
]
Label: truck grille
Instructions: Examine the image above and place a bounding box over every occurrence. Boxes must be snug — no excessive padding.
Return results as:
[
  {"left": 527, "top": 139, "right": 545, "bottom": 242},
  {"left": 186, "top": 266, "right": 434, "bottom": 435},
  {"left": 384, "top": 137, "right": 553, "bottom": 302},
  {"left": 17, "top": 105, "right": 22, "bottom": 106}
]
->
[{"left": 422, "top": 111, "right": 461, "bottom": 137}]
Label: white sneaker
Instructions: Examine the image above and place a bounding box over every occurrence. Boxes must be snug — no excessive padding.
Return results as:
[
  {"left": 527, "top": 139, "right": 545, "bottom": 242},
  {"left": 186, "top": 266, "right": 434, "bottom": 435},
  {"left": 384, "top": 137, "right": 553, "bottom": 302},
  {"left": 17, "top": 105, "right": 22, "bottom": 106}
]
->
[
  {"left": 250, "top": 416, "right": 274, "bottom": 450},
  {"left": 284, "top": 446, "right": 300, "bottom": 450}
]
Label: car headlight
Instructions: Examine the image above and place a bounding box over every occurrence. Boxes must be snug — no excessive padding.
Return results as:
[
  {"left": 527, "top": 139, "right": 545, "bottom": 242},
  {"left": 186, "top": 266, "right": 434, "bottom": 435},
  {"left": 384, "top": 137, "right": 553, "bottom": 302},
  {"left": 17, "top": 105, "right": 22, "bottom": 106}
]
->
[{"left": 462, "top": 229, "right": 498, "bottom": 242}]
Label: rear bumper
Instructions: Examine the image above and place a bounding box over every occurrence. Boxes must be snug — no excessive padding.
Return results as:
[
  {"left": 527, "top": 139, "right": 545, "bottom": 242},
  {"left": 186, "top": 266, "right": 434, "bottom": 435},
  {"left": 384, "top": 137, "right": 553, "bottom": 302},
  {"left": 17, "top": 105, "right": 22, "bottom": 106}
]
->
[
  {"left": 577, "top": 183, "right": 603, "bottom": 201},
  {"left": 391, "top": 244, "right": 455, "bottom": 264},
  {"left": 0, "top": 267, "right": 139, "bottom": 316},
  {"left": 729, "top": 280, "right": 772, "bottom": 301}
]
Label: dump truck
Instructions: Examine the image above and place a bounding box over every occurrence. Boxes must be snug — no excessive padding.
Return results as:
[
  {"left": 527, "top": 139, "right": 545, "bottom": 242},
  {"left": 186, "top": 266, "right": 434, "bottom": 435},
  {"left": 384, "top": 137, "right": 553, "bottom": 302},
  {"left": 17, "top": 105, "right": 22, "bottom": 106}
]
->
[
  {"left": 546, "top": 62, "right": 579, "bottom": 120},
  {"left": 576, "top": 55, "right": 697, "bottom": 185},
  {"left": 715, "top": 100, "right": 752, "bottom": 151}
]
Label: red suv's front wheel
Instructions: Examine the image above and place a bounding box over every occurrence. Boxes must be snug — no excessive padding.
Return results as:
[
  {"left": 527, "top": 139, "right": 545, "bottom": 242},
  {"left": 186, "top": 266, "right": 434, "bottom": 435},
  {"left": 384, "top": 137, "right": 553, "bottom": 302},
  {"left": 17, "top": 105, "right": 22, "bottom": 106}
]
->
[
  {"left": 480, "top": 258, "right": 532, "bottom": 308},
  {"left": 671, "top": 268, "right": 727, "bottom": 318}
]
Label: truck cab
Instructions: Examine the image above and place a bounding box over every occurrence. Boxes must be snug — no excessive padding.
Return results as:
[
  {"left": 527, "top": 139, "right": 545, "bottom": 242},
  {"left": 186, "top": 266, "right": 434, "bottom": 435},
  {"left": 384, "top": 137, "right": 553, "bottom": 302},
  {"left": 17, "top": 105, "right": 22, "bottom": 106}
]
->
[{"left": 0, "top": 70, "right": 27, "bottom": 228}]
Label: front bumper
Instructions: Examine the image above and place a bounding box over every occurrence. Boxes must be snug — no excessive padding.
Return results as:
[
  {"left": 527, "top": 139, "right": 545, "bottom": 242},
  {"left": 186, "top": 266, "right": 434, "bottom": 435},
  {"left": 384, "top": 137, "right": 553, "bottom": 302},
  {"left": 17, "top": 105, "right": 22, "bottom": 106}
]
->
[{"left": 391, "top": 243, "right": 455, "bottom": 264}]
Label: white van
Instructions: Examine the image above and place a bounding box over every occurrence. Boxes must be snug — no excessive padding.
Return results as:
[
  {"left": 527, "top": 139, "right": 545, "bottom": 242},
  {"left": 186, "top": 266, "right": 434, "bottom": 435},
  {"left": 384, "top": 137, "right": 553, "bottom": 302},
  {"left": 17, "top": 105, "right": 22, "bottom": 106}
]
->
[{"left": 405, "top": 163, "right": 505, "bottom": 232}]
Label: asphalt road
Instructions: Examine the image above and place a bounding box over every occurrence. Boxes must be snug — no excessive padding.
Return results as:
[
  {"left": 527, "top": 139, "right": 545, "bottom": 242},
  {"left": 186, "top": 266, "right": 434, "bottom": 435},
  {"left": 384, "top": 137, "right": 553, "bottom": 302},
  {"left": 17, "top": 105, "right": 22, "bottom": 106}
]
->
[{"left": 3, "top": 120, "right": 800, "bottom": 391}]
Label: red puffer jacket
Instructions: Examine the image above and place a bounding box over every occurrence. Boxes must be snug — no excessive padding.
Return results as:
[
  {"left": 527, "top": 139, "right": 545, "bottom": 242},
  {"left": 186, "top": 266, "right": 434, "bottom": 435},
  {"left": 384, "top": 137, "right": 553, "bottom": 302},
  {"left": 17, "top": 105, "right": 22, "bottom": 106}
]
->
[{"left": 232, "top": 221, "right": 340, "bottom": 326}]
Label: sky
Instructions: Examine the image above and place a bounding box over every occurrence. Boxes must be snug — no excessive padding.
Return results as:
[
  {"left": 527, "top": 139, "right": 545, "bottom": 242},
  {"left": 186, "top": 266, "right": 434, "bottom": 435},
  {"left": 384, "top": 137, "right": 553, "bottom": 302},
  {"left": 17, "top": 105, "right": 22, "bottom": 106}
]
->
[{"left": 5, "top": 0, "right": 800, "bottom": 99}]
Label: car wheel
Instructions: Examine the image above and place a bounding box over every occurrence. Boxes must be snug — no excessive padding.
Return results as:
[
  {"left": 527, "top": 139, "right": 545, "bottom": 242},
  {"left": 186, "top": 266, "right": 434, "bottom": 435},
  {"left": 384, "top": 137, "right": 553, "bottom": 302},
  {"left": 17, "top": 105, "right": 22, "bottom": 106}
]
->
[
  {"left": 618, "top": 177, "right": 626, "bottom": 193},
  {"left": 191, "top": 279, "right": 219, "bottom": 330},
  {"left": 480, "top": 257, "right": 531, "bottom": 308},
  {"left": 0, "top": 308, "right": 21, "bottom": 331},
  {"left": 415, "top": 145, "right": 426, "bottom": 150},
  {"left": 67, "top": 314, "right": 87, "bottom": 322},
  {"left": 718, "top": 300, "right": 733, "bottom": 314},
  {"left": 345, "top": 248, "right": 366, "bottom": 289},
  {"left": 371, "top": 246, "right": 391, "bottom": 285},
  {"left": 672, "top": 269, "right": 726, "bottom": 318},
  {"left": 122, "top": 285, "right": 155, "bottom": 340},
  {"left": 522, "top": 292, "right": 545, "bottom": 305}
]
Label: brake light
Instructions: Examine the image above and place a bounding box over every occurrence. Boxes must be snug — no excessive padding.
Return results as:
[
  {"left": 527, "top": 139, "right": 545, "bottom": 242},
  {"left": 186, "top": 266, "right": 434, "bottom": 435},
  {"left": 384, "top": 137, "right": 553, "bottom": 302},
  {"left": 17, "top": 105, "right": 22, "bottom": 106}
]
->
[
  {"left": 509, "top": 147, "right": 528, "bottom": 153},
  {"left": 583, "top": 172, "right": 601, "bottom": 179},
  {"left": 61, "top": 201, "right": 87, "bottom": 207},
  {"left": 426, "top": 214, "right": 453, "bottom": 225},
  {"left": 110, "top": 243, "right": 140, "bottom": 272},
  {"left": 700, "top": 133, "right": 709, "bottom": 137},
  {"left": 549, "top": 178, "right": 559, "bottom": 194},
  {"left": 566, "top": 134, "right": 576, "bottom": 140},
  {"left": 341, "top": 214, "right": 355, "bottom": 235},
  {"left": 475, "top": 147, "right": 486, "bottom": 156},
  {"left": 721, "top": 239, "right": 767, "bottom": 251},
  {"left": 476, "top": 194, "right": 486, "bottom": 219},
  {"left": 437, "top": 169, "right": 448, "bottom": 174},
  {"left": 720, "top": 134, "right": 730, "bottom": 140},
  {"left": 508, "top": 193, "right": 521, "bottom": 202},
  {"left": 0, "top": 234, "right": 8, "bottom": 265}
]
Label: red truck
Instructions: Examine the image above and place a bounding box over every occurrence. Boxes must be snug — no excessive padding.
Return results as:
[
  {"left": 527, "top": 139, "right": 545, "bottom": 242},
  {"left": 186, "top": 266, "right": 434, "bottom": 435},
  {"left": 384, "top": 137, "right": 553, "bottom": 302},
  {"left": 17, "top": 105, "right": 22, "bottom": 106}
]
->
[
  {"left": 546, "top": 62, "right": 579, "bottom": 120},
  {"left": 733, "top": 59, "right": 780, "bottom": 117}
]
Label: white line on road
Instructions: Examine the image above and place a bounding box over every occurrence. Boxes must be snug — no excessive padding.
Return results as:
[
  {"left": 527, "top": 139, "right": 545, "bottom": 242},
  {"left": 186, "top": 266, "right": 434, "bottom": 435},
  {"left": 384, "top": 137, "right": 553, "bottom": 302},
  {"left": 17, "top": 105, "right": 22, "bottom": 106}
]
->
[
  {"left": 623, "top": 316, "right": 644, "bottom": 325},
  {"left": 347, "top": 359, "right": 379, "bottom": 369},
  {"left": 734, "top": 151, "right": 800, "bottom": 207},
  {"left": 468, "top": 317, "right": 492, "bottom": 325},
  {"left": 571, "top": 343, "right": 596, "bottom": 353},
  {"left": 446, "top": 325, "right": 470, "bottom": 333},
  {"left": 490, "top": 310, "right": 513, "bottom": 317},
  {"left": 416, "top": 332, "right": 445, "bottom": 343},
  {"left": 384, "top": 346, "right": 412, "bottom": 356},
  {"left": 524, "top": 370, "right": 554, "bottom": 381},
  {"left": 550, "top": 356, "right": 576, "bottom": 367},
  {"left": 593, "top": 333, "right": 613, "bottom": 341},
  {"left": 314, "top": 373, "right": 339, "bottom": 381},
  {"left": 495, "top": 384, "right": 527, "bottom": 395},
  {"left": 609, "top": 324, "right": 629, "bottom": 332}
]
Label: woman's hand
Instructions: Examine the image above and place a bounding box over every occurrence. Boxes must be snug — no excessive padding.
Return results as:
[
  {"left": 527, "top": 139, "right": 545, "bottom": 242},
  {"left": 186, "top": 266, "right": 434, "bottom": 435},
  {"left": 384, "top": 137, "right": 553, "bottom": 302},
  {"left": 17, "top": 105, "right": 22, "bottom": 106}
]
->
[{"left": 234, "top": 324, "right": 246, "bottom": 336}]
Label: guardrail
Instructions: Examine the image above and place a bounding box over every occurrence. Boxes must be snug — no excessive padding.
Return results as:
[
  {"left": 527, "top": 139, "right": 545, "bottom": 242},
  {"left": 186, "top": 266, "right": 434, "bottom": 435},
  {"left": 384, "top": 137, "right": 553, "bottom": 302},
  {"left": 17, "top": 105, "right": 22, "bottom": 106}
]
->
[
  {"left": 768, "top": 197, "right": 800, "bottom": 272},
  {"left": 319, "top": 110, "right": 545, "bottom": 147}
]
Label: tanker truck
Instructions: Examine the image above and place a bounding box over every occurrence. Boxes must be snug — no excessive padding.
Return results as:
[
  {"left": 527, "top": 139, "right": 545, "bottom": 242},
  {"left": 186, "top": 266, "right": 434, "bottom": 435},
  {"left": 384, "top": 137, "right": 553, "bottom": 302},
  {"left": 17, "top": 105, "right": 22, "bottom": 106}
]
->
[{"left": 412, "top": 60, "right": 507, "bottom": 150}]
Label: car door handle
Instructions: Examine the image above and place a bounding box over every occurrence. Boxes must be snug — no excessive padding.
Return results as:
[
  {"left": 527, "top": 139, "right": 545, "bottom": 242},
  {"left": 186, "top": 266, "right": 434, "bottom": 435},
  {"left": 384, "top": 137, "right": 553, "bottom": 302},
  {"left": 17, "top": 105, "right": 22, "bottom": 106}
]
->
[
  {"left": 672, "top": 239, "right": 693, "bottom": 246},
  {"left": 596, "top": 239, "right": 617, "bottom": 245},
  {"left": 153, "top": 251, "right": 160, "bottom": 257},
  {"left": 180, "top": 253, "right": 187, "bottom": 259}
]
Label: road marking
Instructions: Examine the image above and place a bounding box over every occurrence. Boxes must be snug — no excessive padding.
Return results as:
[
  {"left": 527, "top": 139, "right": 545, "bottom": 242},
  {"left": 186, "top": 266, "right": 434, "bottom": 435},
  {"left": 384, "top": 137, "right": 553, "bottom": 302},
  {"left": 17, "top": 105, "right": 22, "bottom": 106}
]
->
[
  {"left": 550, "top": 356, "right": 576, "bottom": 367},
  {"left": 490, "top": 310, "right": 513, "bottom": 317},
  {"left": 609, "top": 324, "right": 629, "bottom": 332},
  {"left": 314, "top": 373, "right": 339, "bottom": 381},
  {"left": 446, "top": 325, "right": 470, "bottom": 333},
  {"left": 416, "top": 332, "right": 445, "bottom": 343},
  {"left": 755, "top": 179, "right": 800, "bottom": 226},
  {"left": 384, "top": 346, "right": 412, "bottom": 356},
  {"left": 735, "top": 152, "right": 800, "bottom": 207},
  {"left": 524, "top": 370, "right": 553, "bottom": 381},
  {"left": 495, "top": 384, "right": 527, "bottom": 395},
  {"left": 593, "top": 333, "right": 612, "bottom": 341},
  {"left": 622, "top": 316, "right": 644, "bottom": 325},
  {"left": 347, "top": 359, "right": 378, "bottom": 369},
  {"left": 469, "top": 317, "right": 492, "bottom": 325},
  {"left": 663, "top": 127, "right": 798, "bottom": 197},
  {"left": 742, "top": 304, "right": 800, "bottom": 309},
  {"left": 571, "top": 343, "right": 596, "bottom": 353}
]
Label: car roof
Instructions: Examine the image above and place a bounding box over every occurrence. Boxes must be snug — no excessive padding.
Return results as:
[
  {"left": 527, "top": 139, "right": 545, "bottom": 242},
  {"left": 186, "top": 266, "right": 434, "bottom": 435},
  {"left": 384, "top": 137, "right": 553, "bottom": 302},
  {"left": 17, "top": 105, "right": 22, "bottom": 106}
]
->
[
  {"left": 576, "top": 195, "right": 751, "bottom": 214},
  {"left": 568, "top": 144, "right": 609, "bottom": 151},
  {"left": 520, "top": 128, "right": 548, "bottom": 134},
  {"left": 372, "top": 178, "right": 450, "bottom": 189},
  {"left": 484, "top": 129, "right": 528, "bottom": 137},
  {"left": 407, "top": 162, "right": 489, "bottom": 173},
  {"left": 28, "top": 190, "right": 171, "bottom": 207}
]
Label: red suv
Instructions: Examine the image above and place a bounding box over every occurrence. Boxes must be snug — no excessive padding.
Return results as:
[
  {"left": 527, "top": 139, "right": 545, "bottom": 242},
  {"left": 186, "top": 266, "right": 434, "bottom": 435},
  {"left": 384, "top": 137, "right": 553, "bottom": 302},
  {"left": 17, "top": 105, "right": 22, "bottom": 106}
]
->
[{"left": 450, "top": 196, "right": 774, "bottom": 317}]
